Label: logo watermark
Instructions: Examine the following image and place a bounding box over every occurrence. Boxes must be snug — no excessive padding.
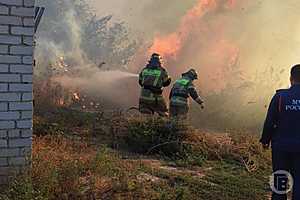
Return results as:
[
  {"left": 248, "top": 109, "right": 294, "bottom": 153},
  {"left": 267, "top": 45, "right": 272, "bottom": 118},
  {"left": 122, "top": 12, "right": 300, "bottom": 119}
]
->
[{"left": 269, "top": 170, "right": 294, "bottom": 194}]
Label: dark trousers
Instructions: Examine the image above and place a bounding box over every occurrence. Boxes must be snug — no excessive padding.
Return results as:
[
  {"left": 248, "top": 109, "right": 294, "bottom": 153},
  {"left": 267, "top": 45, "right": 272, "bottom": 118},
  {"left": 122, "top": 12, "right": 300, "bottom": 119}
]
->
[
  {"left": 169, "top": 105, "right": 188, "bottom": 119},
  {"left": 139, "top": 97, "right": 168, "bottom": 117},
  {"left": 272, "top": 149, "right": 300, "bottom": 200}
]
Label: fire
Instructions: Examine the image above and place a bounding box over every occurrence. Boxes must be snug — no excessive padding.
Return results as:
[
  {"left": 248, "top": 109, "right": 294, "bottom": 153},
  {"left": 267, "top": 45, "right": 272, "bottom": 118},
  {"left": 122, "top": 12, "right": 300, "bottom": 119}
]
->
[
  {"left": 149, "top": 0, "right": 218, "bottom": 58},
  {"left": 58, "top": 99, "right": 65, "bottom": 106},
  {"left": 146, "top": 0, "right": 243, "bottom": 92},
  {"left": 150, "top": 33, "right": 182, "bottom": 58},
  {"left": 54, "top": 56, "right": 69, "bottom": 72},
  {"left": 73, "top": 92, "right": 80, "bottom": 101},
  {"left": 149, "top": 0, "right": 238, "bottom": 60}
]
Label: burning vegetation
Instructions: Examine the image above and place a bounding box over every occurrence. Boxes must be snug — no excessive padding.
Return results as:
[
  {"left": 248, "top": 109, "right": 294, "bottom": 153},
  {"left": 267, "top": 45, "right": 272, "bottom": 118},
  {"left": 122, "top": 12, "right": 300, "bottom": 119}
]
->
[
  {"left": 32, "top": 0, "right": 294, "bottom": 130},
  {"left": 34, "top": 0, "right": 293, "bottom": 131},
  {"left": 3, "top": 0, "right": 300, "bottom": 198}
]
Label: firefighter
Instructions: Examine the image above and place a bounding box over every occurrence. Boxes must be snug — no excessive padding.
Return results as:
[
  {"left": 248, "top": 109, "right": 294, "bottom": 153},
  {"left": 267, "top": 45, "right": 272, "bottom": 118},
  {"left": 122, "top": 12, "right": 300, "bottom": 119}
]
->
[
  {"left": 260, "top": 65, "right": 300, "bottom": 200},
  {"left": 169, "top": 69, "right": 204, "bottom": 118},
  {"left": 138, "top": 53, "right": 171, "bottom": 116}
]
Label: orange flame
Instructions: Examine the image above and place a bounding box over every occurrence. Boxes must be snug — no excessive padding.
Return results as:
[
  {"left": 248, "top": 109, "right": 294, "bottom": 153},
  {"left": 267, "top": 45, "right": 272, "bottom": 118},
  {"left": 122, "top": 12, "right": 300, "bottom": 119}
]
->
[
  {"left": 73, "top": 92, "right": 80, "bottom": 101},
  {"left": 149, "top": 0, "right": 218, "bottom": 58},
  {"left": 149, "top": 0, "right": 238, "bottom": 59},
  {"left": 58, "top": 99, "right": 64, "bottom": 106}
]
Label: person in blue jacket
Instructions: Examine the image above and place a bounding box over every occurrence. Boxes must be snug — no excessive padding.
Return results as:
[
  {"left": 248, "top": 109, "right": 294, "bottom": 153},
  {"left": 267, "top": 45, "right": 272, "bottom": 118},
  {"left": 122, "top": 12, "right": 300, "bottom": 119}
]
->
[{"left": 260, "top": 64, "right": 300, "bottom": 200}]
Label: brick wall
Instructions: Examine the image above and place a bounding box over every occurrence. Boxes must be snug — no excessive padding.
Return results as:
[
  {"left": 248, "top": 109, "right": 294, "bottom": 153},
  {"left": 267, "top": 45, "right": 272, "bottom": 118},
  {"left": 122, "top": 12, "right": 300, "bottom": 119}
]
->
[{"left": 0, "top": 0, "right": 34, "bottom": 184}]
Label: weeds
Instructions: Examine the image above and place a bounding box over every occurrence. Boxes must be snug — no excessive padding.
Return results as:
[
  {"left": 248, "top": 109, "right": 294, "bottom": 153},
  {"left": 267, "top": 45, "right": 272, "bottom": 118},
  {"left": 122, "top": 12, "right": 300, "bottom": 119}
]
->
[
  {"left": 1, "top": 112, "right": 272, "bottom": 200},
  {"left": 125, "top": 116, "right": 191, "bottom": 155},
  {"left": 1, "top": 136, "right": 131, "bottom": 199},
  {"left": 123, "top": 116, "right": 271, "bottom": 172}
]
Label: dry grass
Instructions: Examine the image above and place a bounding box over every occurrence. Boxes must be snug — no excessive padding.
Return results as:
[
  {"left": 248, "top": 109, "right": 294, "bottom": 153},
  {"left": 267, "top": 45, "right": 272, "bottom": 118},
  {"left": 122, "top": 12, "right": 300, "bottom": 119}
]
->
[
  {"left": 1, "top": 114, "right": 272, "bottom": 200},
  {"left": 184, "top": 131, "right": 271, "bottom": 171},
  {"left": 2, "top": 136, "right": 153, "bottom": 200}
]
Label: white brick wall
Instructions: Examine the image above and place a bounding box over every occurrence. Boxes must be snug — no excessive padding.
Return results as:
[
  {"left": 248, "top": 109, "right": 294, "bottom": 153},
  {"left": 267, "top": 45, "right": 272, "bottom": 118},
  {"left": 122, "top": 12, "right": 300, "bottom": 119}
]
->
[{"left": 0, "top": 0, "right": 35, "bottom": 184}]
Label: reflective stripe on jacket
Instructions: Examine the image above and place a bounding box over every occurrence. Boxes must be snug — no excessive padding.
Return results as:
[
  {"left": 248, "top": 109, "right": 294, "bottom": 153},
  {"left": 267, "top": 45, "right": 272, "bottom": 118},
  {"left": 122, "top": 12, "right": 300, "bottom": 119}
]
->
[
  {"left": 170, "top": 76, "right": 202, "bottom": 106},
  {"left": 170, "top": 78, "right": 191, "bottom": 106},
  {"left": 139, "top": 67, "right": 169, "bottom": 89},
  {"left": 140, "top": 88, "right": 164, "bottom": 101}
]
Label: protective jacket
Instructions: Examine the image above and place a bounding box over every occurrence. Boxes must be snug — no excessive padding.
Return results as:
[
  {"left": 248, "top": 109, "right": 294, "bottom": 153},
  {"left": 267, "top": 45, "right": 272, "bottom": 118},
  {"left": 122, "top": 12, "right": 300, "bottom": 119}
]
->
[
  {"left": 260, "top": 84, "right": 300, "bottom": 152},
  {"left": 169, "top": 75, "right": 203, "bottom": 107},
  {"left": 138, "top": 64, "right": 171, "bottom": 116},
  {"left": 139, "top": 64, "right": 171, "bottom": 99}
]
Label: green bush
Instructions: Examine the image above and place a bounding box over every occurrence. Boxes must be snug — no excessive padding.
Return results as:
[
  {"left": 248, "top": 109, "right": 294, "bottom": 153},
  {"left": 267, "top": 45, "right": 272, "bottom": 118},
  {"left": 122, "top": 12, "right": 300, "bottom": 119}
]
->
[{"left": 125, "top": 117, "right": 190, "bottom": 156}]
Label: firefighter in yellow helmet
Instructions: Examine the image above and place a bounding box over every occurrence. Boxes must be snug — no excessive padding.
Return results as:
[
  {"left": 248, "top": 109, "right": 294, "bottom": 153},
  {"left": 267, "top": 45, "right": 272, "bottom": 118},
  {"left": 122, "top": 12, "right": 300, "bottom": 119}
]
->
[
  {"left": 138, "top": 53, "right": 171, "bottom": 116},
  {"left": 169, "top": 69, "right": 204, "bottom": 118}
]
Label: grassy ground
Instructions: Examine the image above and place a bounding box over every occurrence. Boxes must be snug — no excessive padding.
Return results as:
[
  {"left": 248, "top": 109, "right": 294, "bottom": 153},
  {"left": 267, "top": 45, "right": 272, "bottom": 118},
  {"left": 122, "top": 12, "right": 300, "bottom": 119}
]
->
[{"left": 0, "top": 109, "right": 272, "bottom": 200}]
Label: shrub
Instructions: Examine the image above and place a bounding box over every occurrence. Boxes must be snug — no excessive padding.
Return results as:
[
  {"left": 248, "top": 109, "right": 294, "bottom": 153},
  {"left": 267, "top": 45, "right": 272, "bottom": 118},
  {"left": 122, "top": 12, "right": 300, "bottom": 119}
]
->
[
  {"left": 181, "top": 131, "right": 271, "bottom": 171},
  {"left": 125, "top": 116, "right": 191, "bottom": 156},
  {"left": 1, "top": 136, "right": 154, "bottom": 200},
  {"left": 1, "top": 122, "right": 272, "bottom": 200},
  {"left": 33, "top": 108, "right": 96, "bottom": 137},
  {"left": 123, "top": 116, "right": 271, "bottom": 170},
  {"left": 0, "top": 176, "right": 46, "bottom": 200}
]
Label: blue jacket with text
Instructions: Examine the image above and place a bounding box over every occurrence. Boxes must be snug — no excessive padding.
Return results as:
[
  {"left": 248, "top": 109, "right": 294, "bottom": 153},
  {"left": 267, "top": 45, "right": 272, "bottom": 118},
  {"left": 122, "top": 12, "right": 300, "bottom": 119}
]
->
[{"left": 260, "top": 84, "right": 300, "bottom": 152}]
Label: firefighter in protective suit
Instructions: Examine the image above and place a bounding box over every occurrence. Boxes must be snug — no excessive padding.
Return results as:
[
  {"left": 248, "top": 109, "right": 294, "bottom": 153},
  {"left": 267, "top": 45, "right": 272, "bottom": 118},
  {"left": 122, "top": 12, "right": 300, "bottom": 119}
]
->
[
  {"left": 139, "top": 53, "right": 171, "bottom": 116},
  {"left": 169, "top": 69, "right": 204, "bottom": 118}
]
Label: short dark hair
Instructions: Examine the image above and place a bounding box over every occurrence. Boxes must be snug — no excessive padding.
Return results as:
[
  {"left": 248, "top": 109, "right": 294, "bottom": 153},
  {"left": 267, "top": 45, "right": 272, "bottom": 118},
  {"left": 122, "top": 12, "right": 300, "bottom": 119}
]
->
[{"left": 291, "top": 64, "right": 300, "bottom": 82}]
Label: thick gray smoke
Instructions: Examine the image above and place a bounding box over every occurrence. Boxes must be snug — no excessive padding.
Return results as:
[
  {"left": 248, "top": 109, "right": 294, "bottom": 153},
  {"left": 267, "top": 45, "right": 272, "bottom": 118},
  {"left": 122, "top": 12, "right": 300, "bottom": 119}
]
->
[
  {"left": 89, "top": 0, "right": 197, "bottom": 38},
  {"left": 35, "top": 0, "right": 300, "bottom": 131},
  {"left": 53, "top": 70, "right": 139, "bottom": 107},
  {"left": 36, "top": 0, "right": 137, "bottom": 69},
  {"left": 35, "top": 0, "right": 139, "bottom": 107},
  {"left": 89, "top": 0, "right": 300, "bottom": 131}
]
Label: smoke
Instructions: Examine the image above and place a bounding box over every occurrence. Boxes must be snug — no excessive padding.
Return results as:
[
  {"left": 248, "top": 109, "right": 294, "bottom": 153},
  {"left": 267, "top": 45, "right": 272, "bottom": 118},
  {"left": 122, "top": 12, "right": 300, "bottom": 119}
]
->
[
  {"left": 89, "top": 0, "right": 197, "bottom": 39},
  {"left": 141, "top": 0, "right": 300, "bottom": 91},
  {"left": 36, "top": 1, "right": 88, "bottom": 69},
  {"left": 35, "top": 0, "right": 140, "bottom": 107},
  {"left": 53, "top": 70, "right": 139, "bottom": 108},
  {"left": 35, "top": 0, "right": 300, "bottom": 130},
  {"left": 119, "top": 0, "right": 300, "bottom": 130},
  {"left": 149, "top": 0, "right": 219, "bottom": 58}
]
